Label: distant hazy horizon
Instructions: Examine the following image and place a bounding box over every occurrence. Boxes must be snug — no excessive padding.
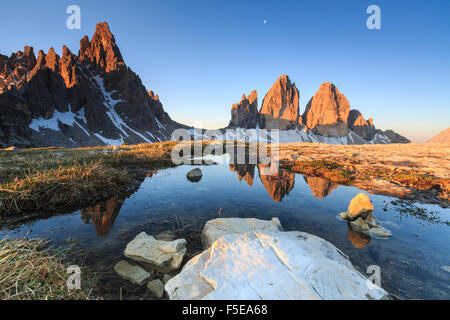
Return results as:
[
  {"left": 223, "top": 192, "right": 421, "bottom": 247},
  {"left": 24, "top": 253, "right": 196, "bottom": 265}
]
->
[{"left": 1, "top": 0, "right": 449, "bottom": 142}]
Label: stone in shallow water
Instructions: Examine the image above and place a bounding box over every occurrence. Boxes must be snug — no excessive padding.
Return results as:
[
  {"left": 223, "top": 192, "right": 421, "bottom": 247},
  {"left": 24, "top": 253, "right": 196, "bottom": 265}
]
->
[
  {"left": 350, "top": 217, "right": 370, "bottom": 231},
  {"left": 125, "top": 232, "right": 187, "bottom": 272},
  {"left": 165, "top": 230, "right": 388, "bottom": 300},
  {"left": 114, "top": 260, "right": 152, "bottom": 285},
  {"left": 187, "top": 168, "right": 202, "bottom": 182},
  {"left": 147, "top": 279, "right": 165, "bottom": 298},
  {"left": 202, "top": 217, "right": 283, "bottom": 248},
  {"left": 163, "top": 274, "right": 174, "bottom": 284},
  {"left": 441, "top": 266, "right": 450, "bottom": 273},
  {"left": 368, "top": 227, "right": 392, "bottom": 238},
  {"left": 348, "top": 193, "right": 374, "bottom": 218}
]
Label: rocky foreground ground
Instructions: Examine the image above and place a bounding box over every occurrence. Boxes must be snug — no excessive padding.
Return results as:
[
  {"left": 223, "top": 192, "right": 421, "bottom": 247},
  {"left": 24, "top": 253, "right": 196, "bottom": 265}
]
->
[{"left": 275, "top": 142, "right": 450, "bottom": 207}]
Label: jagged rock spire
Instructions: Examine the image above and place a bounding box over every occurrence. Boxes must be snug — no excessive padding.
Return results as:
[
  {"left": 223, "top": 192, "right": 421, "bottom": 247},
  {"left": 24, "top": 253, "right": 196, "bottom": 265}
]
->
[
  {"left": 228, "top": 90, "right": 258, "bottom": 129},
  {"left": 303, "top": 82, "right": 350, "bottom": 137},
  {"left": 78, "top": 22, "right": 125, "bottom": 72},
  {"left": 259, "top": 75, "right": 301, "bottom": 130}
]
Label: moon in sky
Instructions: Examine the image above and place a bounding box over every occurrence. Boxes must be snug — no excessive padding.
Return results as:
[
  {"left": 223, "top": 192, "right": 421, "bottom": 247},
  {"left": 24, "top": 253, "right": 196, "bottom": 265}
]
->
[{"left": 264, "top": 20, "right": 267, "bottom": 24}]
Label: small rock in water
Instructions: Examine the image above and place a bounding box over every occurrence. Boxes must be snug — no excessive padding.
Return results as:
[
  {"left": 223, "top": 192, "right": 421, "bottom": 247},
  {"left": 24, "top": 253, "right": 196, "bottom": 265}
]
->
[
  {"left": 440, "top": 266, "right": 450, "bottom": 273},
  {"left": 125, "top": 232, "right": 187, "bottom": 272},
  {"left": 348, "top": 193, "right": 374, "bottom": 218},
  {"left": 147, "top": 279, "right": 165, "bottom": 298},
  {"left": 365, "top": 213, "right": 380, "bottom": 227},
  {"left": 163, "top": 274, "right": 174, "bottom": 283},
  {"left": 368, "top": 227, "right": 392, "bottom": 238},
  {"left": 339, "top": 212, "right": 349, "bottom": 220},
  {"left": 187, "top": 168, "right": 202, "bottom": 182},
  {"left": 338, "top": 194, "right": 391, "bottom": 239},
  {"left": 351, "top": 218, "right": 370, "bottom": 231},
  {"left": 114, "top": 260, "right": 152, "bottom": 285}
]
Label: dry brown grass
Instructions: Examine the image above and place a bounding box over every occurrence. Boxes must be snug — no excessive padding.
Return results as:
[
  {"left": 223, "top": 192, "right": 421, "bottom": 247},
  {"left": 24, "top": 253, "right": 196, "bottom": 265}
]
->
[
  {"left": 0, "top": 141, "right": 220, "bottom": 217},
  {"left": 0, "top": 237, "right": 99, "bottom": 300},
  {"left": 0, "top": 142, "right": 181, "bottom": 217}
]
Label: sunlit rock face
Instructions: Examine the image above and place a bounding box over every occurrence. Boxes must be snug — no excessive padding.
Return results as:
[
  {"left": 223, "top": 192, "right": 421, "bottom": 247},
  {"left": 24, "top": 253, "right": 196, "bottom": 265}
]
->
[
  {"left": 257, "top": 166, "right": 295, "bottom": 202},
  {"left": 303, "top": 176, "right": 338, "bottom": 199},
  {"left": 347, "top": 109, "right": 376, "bottom": 141},
  {"left": 0, "top": 22, "right": 186, "bottom": 148},
  {"left": 229, "top": 164, "right": 255, "bottom": 186},
  {"left": 303, "top": 82, "right": 350, "bottom": 137},
  {"left": 259, "top": 75, "right": 302, "bottom": 130},
  {"left": 166, "top": 228, "right": 388, "bottom": 300},
  {"left": 228, "top": 91, "right": 258, "bottom": 129},
  {"left": 428, "top": 127, "right": 450, "bottom": 143},
  {"left": 81, "top": 197, "right": 124, "bottom": 237}
]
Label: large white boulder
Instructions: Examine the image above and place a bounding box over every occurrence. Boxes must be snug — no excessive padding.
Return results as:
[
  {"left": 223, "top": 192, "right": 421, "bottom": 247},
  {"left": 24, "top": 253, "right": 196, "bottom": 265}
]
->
[
  {"left": 202, "top": 217, "right": 283, "bottom": 248},
  {"left": 166, "top": 230, "right": 388, "bottom": 300},
  {"left": 124, "top": 232, "right": 187, "bottom": 272}
]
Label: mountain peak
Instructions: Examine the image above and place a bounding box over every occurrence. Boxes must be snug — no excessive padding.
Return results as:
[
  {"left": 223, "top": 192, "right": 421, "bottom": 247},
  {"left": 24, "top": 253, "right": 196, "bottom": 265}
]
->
[
  {"left": 428, "top": 128, "right": 450, "bottom": 143},
  {"left": 259, "top": 74, "right": 300, "bottom": 130},
  {"left": 303, "top": 82, "right": 350, "bottom": 137},
  {"left": 228, "top": 90, "right": 259, "bottom": 129},
  {"left": 79, "top": 22, "right": 125, "bottom": 72}
]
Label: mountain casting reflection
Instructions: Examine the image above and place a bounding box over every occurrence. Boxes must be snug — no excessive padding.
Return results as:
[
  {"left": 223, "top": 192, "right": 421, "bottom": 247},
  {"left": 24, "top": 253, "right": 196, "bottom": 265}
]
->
[
  {"left": 229, "top": 164, "right": 340, "bottom": 202},
  {"left": 81, "top": 197, "right": 124, "bottom": 237}
]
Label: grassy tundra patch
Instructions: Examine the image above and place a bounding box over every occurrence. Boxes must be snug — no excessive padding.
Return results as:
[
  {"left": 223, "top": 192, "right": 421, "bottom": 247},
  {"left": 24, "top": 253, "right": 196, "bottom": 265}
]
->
[
  {"left": 0, "top": 237, "right": 99, "bottom": 300},
  {"left": 289, "top": 160, "right": 354, "bottom": 185},
  {"left": 0, "top": 142, "right": 180, "bottom": 217}
]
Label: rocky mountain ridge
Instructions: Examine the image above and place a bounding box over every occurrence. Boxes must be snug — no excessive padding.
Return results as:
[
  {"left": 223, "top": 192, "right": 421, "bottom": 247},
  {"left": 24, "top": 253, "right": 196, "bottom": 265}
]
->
[
  {"left": 0, "top": 22, "right": 186, "bottom": 148},
  {"left": 226, "top": 75, "right": 410, "bottom": 145}
]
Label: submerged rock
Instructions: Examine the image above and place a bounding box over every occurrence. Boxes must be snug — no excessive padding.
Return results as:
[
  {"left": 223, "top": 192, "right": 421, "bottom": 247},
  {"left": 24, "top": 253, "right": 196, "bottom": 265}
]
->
[
  {"left": 125, "top": 232, "right": 187, "bottom": 272},
  {"left": 147, "top": 279, "right": 165, "bottom": 298},
  {"left": 114, "top": 260, "right": 152, "bottom": 285},
  {"left": 350, "top": 217, "right": 370, "bottom": 231},
  {"left": 165, "top": 230, "right": 388, "bottom": 300},
  {"left": 368, "top": 227, "right": 392, "bottom": 238},
  {"left": 441, "top": 266, "right": 450, "bottom": 273},
  {"left": 187, "top": 168, "right": 202, "bottom": 183},
  {"left": 202, "top": 217, "right": 283, "bottom": 248}
]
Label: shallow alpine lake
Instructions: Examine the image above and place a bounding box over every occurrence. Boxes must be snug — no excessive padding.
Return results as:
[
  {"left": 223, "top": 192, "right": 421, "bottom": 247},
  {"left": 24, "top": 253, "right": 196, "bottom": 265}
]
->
[{"left": 1, "top": 161, "right": 449, "bottom": 300}]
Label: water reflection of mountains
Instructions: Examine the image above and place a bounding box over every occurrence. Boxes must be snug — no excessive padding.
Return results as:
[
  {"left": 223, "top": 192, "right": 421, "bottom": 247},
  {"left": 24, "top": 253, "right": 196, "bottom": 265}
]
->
[
  {"left": 82, "top": 165, "right": 339, "bottom": 237},
  {"left": 230, "top": 164, "right": 339, "bottom": 203}
]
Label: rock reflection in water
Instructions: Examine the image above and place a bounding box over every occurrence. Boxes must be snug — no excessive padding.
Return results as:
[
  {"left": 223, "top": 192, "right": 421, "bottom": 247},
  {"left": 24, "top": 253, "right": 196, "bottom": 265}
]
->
[
  {"left": 257, "top": 164, "right": 295, "bottom": 203},
  {"left": 347, "top": 225, "right": 371, "bottom": 249},
  {"left": 229, "top": 164, "right": 339, "bottom": 202},
  {"left": 303, "top": 176, "right": 339, "bottom": 199},
  {"left": 229, "top": 164, "right": 255, "bottom": 186},
  {"left": 81, "top": 197, "right": 124, "bottom": 237}
]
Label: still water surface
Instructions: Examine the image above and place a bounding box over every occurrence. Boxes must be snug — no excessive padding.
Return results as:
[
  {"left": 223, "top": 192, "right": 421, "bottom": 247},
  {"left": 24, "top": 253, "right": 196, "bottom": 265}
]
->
[{"left": 1, "top": 163, "right": 449, "bottom": 299}]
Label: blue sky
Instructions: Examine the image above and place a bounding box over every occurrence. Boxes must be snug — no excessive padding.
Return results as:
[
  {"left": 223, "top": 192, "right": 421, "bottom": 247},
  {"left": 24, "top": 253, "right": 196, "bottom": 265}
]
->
[{"left": 1, "top": 0, "right": 449, "bottom": 142}]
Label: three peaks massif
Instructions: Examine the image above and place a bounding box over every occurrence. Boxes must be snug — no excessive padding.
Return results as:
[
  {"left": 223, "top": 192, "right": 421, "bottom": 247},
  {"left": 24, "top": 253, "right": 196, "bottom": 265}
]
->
[{"left": 0, "top": 22, "right": 410, "bottom": 148}]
